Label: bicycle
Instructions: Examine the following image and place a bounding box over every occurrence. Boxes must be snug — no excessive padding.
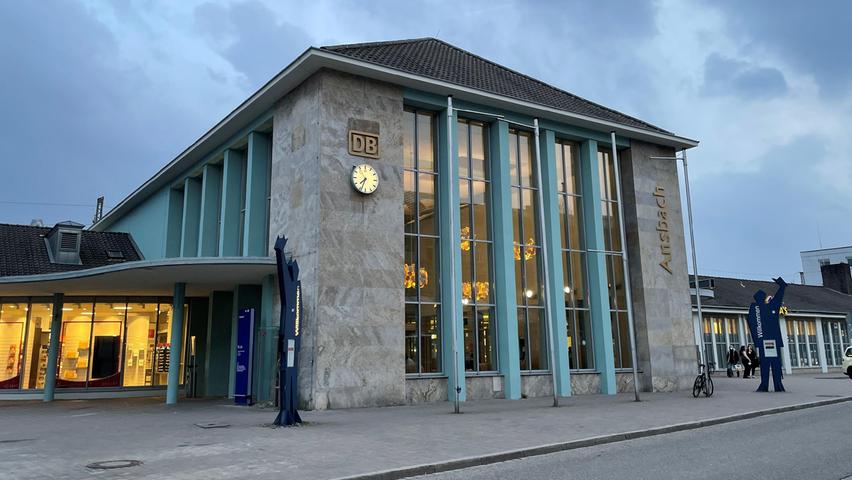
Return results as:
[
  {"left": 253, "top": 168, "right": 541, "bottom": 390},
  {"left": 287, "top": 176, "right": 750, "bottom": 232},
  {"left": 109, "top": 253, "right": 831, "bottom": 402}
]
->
[{"left": 692, "top": 362, "right": 714, "bottom": 398}]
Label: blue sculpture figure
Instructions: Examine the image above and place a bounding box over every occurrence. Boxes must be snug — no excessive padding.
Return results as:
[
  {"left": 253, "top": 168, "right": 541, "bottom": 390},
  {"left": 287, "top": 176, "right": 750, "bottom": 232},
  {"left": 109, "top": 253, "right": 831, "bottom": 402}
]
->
[
  {"left": 274, "top": 236, "right": 302, "bottom": 426},
  {"left": 745, "top": 277, "right": 787, "bottom": 392}
]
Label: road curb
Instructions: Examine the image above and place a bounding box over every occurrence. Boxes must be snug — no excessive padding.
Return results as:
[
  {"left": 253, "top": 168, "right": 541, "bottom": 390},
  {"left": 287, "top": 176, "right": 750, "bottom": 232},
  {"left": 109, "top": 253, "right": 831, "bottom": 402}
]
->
[{"left": 331, "top": 396, "right": 852, "bottom": 480}]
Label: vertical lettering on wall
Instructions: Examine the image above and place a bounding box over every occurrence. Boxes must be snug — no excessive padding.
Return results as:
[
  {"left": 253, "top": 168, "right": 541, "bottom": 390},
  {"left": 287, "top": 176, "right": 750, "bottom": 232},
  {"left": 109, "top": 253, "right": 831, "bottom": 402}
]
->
[{"left": 653, "top": 185, "right": 673, "bottom": 274}]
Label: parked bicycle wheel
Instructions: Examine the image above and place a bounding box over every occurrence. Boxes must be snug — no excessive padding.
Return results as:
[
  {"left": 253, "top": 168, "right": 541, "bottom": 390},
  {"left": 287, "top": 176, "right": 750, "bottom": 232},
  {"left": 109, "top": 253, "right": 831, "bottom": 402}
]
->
[
  {"left": 692, "top": 375, "right": 703, "bottom": 398},
  {"left": 703, "top": 375, "right": 714, "bottom": 397}
]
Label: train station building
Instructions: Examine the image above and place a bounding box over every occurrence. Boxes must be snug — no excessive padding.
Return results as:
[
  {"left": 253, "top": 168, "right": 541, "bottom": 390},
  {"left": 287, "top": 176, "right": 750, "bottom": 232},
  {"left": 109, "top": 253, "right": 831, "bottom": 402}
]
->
[{"left": 0, "top": 38, "right": 700, "bottom": 408}]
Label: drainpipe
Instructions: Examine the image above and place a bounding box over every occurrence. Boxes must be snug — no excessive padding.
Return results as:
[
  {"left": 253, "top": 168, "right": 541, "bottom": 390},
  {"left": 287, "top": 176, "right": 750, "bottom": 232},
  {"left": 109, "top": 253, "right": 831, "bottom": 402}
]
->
[
  {"left": 43, "top": 293, "right": 64, "bottom": 402},
  {"left": 447, "top": 96, "right": 462, "bottom": 414}
]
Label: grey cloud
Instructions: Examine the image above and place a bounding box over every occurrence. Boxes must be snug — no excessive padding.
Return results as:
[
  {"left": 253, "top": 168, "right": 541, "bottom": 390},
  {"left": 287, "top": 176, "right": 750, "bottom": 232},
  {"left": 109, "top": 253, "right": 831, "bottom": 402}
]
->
[
  {"left": 194, "top": 0, "right": 312, "bottom": 91},
  {"left": 705, "top": 0, "right": 852, "bottom": 98},
  {"left": 701, "top": 53, "right": 788, "bottom": 99}
]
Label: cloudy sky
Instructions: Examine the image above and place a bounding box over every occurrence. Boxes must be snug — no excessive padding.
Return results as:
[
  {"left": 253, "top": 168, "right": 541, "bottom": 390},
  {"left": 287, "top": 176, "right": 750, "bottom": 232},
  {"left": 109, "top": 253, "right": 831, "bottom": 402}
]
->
[{"left": 1, "top": 0, "right": 850, "bottom": 282}]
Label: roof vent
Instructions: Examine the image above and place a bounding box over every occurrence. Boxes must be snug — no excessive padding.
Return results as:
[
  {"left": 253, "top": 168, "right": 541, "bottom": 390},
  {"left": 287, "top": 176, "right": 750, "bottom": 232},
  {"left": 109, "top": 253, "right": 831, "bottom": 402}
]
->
[
  {"left": 45, "top": 221, "right": 84, "bottom": 265},
  {"left": 106, "top": 249, "right": 125, "bottom": 261}
]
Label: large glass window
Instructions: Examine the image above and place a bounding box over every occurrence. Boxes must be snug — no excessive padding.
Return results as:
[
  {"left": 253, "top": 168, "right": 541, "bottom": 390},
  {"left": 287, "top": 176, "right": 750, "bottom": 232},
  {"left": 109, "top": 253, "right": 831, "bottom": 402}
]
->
[
  {"left": 510, "top": 129, "right": 548, "bottom": 371},
  {"left": 0, "top": 302, "right": 27, "bottom": 389},
  {"left": 404, "top": 108, "right": 441, "bottom": 375},
  {"left": 57, "top": 299, "right": 94, "bottom": 387},
  {"left": 824, "top": 320, "right": 848, "bottom": 366},
  {"left": 21, "top": 302, "right": 53, "bottom": 389},
  {"left": 123, "top": 300, "right": 158, "bottom": 386},
  {"left": 598, "top": 149, "right": 631, "bottom": 369},
  {"left": 458, "top": 118, "right": 496, "bottom": 373},
  {"left": 88, "top": 300, "right": 125, "bottom": 387},
  {"left": 555, "top": 140, "right": 593, "bottom": 370}
]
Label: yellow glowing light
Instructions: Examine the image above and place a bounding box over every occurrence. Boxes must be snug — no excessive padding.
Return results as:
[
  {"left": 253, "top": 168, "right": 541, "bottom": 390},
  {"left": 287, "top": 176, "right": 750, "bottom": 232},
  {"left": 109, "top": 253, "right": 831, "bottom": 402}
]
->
[
  {"left": 513, "top": 238, "right": 537, "bottom": 261},
  {"left": 525, "top": 289, "right": 534, "bottom": 299},
  {"left": 404, "top": 263, "right": 429, "bottom": 289}
]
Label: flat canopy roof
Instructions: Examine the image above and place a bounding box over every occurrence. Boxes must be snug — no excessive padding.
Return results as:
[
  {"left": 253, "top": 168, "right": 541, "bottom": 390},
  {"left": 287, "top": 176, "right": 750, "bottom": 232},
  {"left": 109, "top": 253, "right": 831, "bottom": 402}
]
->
[{"left": 0, "top": 257, "right": 276, "bottom": 297}]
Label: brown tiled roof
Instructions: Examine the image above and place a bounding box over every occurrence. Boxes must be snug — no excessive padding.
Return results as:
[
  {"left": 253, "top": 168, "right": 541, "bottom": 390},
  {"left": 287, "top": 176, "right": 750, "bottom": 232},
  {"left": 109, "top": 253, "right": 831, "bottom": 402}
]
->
[
  {"left": 0, "top": 224, "right": 141, "bottom": 277},
  {"left": 322, "top": 38, "right": 671, "bottom": 135}
]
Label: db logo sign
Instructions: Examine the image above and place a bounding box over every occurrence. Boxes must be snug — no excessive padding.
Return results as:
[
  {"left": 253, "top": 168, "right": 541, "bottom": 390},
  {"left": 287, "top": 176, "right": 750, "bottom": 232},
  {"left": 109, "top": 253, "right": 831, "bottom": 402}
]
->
[{"left": 348, "top": 130, "right": 379, "bottom": 159}]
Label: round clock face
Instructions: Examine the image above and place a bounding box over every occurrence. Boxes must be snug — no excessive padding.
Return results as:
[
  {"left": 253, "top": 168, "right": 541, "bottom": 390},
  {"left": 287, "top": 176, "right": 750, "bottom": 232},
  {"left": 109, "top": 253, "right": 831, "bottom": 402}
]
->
[{"left": 351, "top": 163, "right": 379, "bottom": 194}]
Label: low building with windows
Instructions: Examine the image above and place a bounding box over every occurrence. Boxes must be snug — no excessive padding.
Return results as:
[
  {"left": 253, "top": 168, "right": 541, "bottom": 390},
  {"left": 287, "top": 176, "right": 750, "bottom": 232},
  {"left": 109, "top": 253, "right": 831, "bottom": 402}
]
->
[
  {"left": 0, "top": 38, "right": 700, "bottom": 408},
  {"left": 800, "top": 246, "right": 852, "bottom": 286},
  {"left": 691, "top": 276, "right": 852, "bottom": 375}
]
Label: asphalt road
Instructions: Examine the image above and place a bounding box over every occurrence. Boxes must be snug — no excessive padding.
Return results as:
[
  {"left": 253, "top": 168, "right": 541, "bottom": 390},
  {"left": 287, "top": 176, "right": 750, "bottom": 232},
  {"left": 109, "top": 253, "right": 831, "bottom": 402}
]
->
[{"left": 415, "top": 401, "right": 852, "bottom": 480}]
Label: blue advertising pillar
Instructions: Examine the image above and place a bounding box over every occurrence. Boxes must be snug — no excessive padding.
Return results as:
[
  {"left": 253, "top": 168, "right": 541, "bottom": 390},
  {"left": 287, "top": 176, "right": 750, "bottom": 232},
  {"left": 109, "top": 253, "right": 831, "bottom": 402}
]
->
[
  {"left": 166, "top": 282, "right": 186, "bottom": 405},
  {"left": 42, "top": 293, "right": 63, "bottom": 402}
]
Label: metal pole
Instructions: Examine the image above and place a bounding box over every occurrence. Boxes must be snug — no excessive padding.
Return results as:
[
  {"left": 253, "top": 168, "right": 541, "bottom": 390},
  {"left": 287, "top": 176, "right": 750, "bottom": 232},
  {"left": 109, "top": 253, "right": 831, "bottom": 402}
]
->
[
  {"left": 610, "top": 132, "right": 641, "bottom": 402},
  {"left": 681, "top": 148, "right": 707, "bottom": 369},
  {"left": 533, "top": 119, "right": 560, "bottom": 407},
  {"left": 447, "top": 96, "right": 461, "bottom": 414}
]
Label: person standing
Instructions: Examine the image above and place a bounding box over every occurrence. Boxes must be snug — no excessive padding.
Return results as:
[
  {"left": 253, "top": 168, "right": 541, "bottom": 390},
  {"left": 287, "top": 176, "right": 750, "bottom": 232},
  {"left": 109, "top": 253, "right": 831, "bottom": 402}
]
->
[
  {"left": 746, "top": 345, "right": 758, "bottom": 378},
  {"left": 739, "top": 346, "right": 752, "bottom": 379},
  {"left": 726, "top": 346, "right": 740, "bottom": 378}
]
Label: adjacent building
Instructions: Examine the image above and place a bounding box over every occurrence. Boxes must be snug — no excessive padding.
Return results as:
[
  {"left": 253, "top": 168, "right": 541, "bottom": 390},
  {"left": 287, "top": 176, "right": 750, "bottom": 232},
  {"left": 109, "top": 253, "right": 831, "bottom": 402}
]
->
[
  {"left": 0, "top": 38, "right": 700, "bottom": 408},
  {"left": 800, "top": 246, "right": 852, "bottom": 286},
  {"left": 692, "top": 272, "right": 852, "bottom": 375}
]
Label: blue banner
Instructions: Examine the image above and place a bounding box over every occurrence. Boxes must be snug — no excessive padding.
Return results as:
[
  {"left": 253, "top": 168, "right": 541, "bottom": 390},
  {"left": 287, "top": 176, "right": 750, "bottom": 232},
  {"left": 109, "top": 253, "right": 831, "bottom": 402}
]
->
[{"left": 234, "top": 308, "right": 254, "bottom": 405}]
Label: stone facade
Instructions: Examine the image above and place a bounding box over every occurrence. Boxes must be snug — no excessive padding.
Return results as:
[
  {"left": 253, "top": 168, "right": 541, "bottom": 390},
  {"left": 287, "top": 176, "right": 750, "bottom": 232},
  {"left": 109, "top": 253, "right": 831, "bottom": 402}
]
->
[
  {"left": 620, "top": 140, "right": 696, "bottom": 391},
  {"left": 270, "top": 70, "right": 406, "bottom": 409}
]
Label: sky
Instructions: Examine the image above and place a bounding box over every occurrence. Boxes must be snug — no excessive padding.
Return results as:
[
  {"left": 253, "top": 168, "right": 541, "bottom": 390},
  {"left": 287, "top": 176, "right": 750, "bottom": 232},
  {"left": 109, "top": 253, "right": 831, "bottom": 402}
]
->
[{"left": 1, "top": 0, "right": 850, "bottom": 282}]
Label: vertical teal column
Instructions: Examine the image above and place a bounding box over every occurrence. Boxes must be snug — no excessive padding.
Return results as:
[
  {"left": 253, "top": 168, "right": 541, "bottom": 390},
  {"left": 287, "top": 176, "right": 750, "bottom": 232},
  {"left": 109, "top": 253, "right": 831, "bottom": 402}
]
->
[
  {"left": 42, "top": 293, "right": 63, "bottom": 402},
  {"left": 219, "top": 149, "right": 245, "bottom": 257},
  {"left": 254, "top": 275, "right": 278, "bottom": 403},
  {"left": 198, "top": 164, "right": 222, "bottom": 256},
  {"left": 579, "top": 140, "right": 616, "bottom": 394},
  {"left": 490, "top": 120, "right": 521, "bottom": 399},
  {"left": 165, "top": 188, "right": 184, "bottom": 258},
  {"left": 166, "top": 282, "right": 186, "bottom": 405},
  {"left": 540, "top": 129, "right": 571, "bottom": 396},
  {"left": 180, "top": 177, "right": 202, "bottom": 257},
  {"left": 437, "top": 106, "right": 465, "bottom": 402},
  {"left": 243, "top": 132, "right": 271, "bottom": 256}
]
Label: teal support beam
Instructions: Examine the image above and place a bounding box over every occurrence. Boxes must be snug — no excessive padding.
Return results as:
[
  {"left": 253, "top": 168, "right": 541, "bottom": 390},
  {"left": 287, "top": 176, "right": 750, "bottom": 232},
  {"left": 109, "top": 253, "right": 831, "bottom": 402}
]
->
[
  {"left": 254, "top": 275, "right": 278, "bottom": 403},
  {"left": 490, "top": 120, "right": 521, "bottom": 400},
  {"left": 205, "top": 291, "right": 234, "bottom": 396},
  {"left": 165, "top": 188, "right": 184, "bottom": 258},
  {"left": 42, "top": 293, "right": 63, "bottom": 402},
  {"left": 579, "top": 140, "right": 617, "bottom": 394},
  {"left": 540, "top": 129, "right": 571, "bottom": 396},
  {"left": 180, "top": 177, "right": 202, "bottom": 257},
  {"left": 243, "top": 132, "right": 271, "bottom": 256},
  {"left": 219, "top": 149, "right": 244, "bottom": 257},
  {"left": 166, "top": 283, "right": 186, "bottom": 405},
  {"left": 198, "top": 164, "right": 222, "bottom": 256},
  {"left": 438, "top": 104, "right": 466, "bottom": 402}
]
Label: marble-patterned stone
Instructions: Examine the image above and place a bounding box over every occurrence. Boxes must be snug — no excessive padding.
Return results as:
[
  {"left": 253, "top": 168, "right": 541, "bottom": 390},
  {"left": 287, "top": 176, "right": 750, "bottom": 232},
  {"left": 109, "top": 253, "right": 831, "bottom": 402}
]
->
[
  {"left": 521, "top": 374, "right": 553, "bottom": 398},
  {"left": 570, "top": 373, "right": 601, "bottom": 395},
  {"left": 620, "top": 140, "right": 695, "bottom": 393}
]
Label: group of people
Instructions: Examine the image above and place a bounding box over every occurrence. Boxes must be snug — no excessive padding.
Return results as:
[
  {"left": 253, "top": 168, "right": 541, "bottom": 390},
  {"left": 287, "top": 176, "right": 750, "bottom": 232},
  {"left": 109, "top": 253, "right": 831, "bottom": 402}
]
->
[{"left": 726, "top": 345, "right": 759, "bottom": 378}]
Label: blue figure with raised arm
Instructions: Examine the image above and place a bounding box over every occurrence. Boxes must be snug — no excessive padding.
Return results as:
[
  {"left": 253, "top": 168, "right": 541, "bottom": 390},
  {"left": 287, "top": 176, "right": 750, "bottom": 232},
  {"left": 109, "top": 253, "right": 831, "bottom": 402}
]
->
[{"left": 745, "top": 277, "right": 787, "bottom": 392}]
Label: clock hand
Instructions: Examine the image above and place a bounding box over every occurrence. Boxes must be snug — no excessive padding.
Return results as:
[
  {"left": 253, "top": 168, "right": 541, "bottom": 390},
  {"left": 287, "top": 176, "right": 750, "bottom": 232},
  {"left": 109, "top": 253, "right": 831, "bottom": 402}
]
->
[{"left": 360, "top": 178, "right": 367, "bottom": 187}]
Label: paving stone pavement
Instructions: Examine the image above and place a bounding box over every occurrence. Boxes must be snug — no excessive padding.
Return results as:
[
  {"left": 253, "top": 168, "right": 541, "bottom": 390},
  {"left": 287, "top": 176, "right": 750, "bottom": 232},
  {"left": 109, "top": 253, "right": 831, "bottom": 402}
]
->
[{"left": 1, "top": 373, "right": 850, "bottom": 480}]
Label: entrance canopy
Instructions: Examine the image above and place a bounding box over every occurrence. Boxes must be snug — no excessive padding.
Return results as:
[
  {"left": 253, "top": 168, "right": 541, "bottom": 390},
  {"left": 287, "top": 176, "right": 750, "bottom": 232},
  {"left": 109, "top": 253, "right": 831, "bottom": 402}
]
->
[{"left": 0, "top": 257, "right": 276, "bottom": 296}]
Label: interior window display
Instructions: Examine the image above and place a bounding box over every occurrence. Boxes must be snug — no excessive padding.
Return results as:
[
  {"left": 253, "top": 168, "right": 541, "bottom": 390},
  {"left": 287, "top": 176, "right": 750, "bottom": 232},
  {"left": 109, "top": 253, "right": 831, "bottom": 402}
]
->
[
  {"left": 57, "top": 300, "right": 94, "bottom": 388},
  {"left": 555, "top": 139, "right": 593, "bottom": 370},
  {"left": 88, "top": 300, "right": 125, "bottom": 387},
  {"left": 403, "top": 108, "right": 441, "bottom": 375},
  {"left": 0, "top": 302, "right": 27, "bottom": 389},
  {"left": 510, "top": 129, "right": 548, "bottom": 371},
  {"left": 21, "top": 302, "right": 52, "bottom": 389},
  {"left": 459, "top": 118, "right": 496, "bottom": 372},
  {"left": 123, "top": 301, "right": 157, "bottom": 387},
  {"left": 598, "top": 149, "right": 631, "bottom": 368}
]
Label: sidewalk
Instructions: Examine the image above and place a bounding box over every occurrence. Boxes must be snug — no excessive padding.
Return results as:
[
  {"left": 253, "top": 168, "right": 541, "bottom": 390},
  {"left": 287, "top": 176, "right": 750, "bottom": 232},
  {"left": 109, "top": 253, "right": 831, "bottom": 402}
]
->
[{"left": 2, "top": 374, "right": 851, "bottom": 480}]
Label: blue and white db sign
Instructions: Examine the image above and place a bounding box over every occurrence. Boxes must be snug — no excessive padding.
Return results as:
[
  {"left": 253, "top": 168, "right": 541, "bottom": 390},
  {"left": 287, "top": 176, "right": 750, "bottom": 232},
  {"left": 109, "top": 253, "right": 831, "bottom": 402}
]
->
[{"left": 234, "top": 308, "right": 254, "bottom": 405}]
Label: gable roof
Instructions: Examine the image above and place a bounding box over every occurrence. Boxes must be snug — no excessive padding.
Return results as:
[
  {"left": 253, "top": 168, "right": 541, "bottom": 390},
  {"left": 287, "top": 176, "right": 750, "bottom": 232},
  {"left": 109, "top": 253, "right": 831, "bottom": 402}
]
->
[
  {"left": 0, "top": 224, "right": 142, "bottom": 278},
  {"left": 692, "top": 276, "right": 852, "bottom": 316},
  {"left": 322, "top": 38, "right": 671, "bottom": 135},
  {"left": 93, "top": 38, "right": 697, "bottom": 232}
]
